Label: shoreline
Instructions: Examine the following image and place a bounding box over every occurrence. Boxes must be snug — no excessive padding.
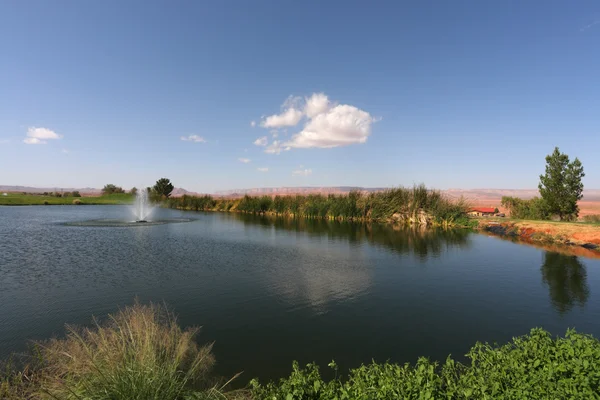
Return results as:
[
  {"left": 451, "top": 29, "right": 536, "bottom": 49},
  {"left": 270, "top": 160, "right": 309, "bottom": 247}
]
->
[{"left": 476, "top": 218, "right": 600, "bottom": 256}]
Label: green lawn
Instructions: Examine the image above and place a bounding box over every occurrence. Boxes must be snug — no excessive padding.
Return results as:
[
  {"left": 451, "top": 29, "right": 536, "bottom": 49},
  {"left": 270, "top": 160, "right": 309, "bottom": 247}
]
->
[{"left": 0, "top": 193, "right": 134, "bottom": 206}]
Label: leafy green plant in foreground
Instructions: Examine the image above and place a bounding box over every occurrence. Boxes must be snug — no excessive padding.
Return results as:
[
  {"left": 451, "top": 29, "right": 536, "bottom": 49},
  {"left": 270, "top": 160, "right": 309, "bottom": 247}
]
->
[{"left": 250, "top": 328, "right": 600, "bottom": 399}]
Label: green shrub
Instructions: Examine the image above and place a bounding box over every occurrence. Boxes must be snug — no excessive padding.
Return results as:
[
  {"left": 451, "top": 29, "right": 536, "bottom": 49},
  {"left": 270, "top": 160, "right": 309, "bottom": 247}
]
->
[
  {"left": 250, "top": 328, "right": 600, "bottom": 399},
  {"left": 37, "top": 302, "right": 221, "bottom": 400},
  {"left": 501, "top": 196, "right": 550, "bottom": 220}
]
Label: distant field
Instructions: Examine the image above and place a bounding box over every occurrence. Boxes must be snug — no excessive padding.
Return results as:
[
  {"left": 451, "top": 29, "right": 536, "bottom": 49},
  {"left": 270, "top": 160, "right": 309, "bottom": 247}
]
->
[{"left": 0, "top": 193, "right": 134, "bottom": 205}]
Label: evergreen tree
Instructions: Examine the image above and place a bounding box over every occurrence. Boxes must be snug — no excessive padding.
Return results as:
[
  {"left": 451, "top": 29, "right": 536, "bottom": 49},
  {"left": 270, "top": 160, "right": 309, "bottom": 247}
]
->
[
  {"left": 538, "top": 147, "right": 584, "bottom": 221},
  {"left": 153, "top": 178, "right": 174, "bottom": 198}
]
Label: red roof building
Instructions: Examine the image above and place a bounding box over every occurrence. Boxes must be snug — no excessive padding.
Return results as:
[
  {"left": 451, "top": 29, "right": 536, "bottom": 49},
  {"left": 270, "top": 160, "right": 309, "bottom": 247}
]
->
[{"left": 468, "top": 207, "right": 496, "bottom": 216}]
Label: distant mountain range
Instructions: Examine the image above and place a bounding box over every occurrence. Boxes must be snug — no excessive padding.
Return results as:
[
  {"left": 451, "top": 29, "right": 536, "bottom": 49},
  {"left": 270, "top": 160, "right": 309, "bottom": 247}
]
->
[{"left": 2, "top": 185, "right": 600, "bottom": 202}]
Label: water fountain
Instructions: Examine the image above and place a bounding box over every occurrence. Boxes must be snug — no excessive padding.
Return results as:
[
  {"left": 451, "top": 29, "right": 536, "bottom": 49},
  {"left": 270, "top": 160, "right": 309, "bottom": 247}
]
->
[
  {"left": 133, "top": 189, "right": 152, "bottom": 222},
  {"left": 63, "top": 189, "right": 193, "bottom": 227}
]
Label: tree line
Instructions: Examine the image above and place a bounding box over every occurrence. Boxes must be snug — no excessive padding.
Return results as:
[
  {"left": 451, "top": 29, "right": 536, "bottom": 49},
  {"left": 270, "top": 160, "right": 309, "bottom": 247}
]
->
[{"left": 101, "top": 178, "right": 174, "bottom": 200}]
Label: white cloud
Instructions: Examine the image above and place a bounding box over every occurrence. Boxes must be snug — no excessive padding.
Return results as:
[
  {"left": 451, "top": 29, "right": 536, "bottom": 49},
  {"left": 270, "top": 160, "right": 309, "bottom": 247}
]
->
[
  {"left": 265, "top": 140, "right": 290, "bottom": 154},
  {"left": 238, "top": 158, "right": 251, "bottom": 163},
  {"left": 262, "top": 107, "right": 303, "bottom": 128},
  {"left": 250, "top": 120, "right": 256, "bottom": 127},
  {"left": 257, "top": 167, "right": 269, "bottom": 172},
  {"left": 24, "top": 127, "right": 62, "bottom": 144},
  {"left": 62, "top": 148, "right": 69, "bottom": 154},
  {"left": 180, "top": 135, "right": 206, "bottom": 143},
  {"left": 24, "top": 137, "right": 46, "bottom": 145},
  {"left": 27, "top": 127, "right": 62, "bottom": 140},
  {"left": 292, "top": 168, "right": 312, "bottom": 176},
  {"left": 254, "top": 93, "right": 377, "bottom": 153},
  {"left": 287, "top": 104, "right": 374, "bottom": 149},
  {"left": 253, "top": 136, "right": 268, "bottom": 146},
  {"left": 304, "top": 93, "right": 331, "bottom": 118}
]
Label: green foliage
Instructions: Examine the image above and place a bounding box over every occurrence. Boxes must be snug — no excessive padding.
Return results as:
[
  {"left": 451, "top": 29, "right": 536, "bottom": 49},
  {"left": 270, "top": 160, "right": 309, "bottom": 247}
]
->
[
  {"left": 251, "top": 328, "right": 600, "bottom": 399},
  {"left": 169, "top": 185, "right": 470, "bottom": 226},
  {"left": 102, "top": 184, "right": 125, "bottom": 195},
  {"left": 153, "top": 178, "right": 175, "bottom": 199},
  {"left": 539, "top": 147, "right": 585, "bottom": 221},
  {"left": 501, "top": 196, "right": 550, "bottom": 220},
  {"left": 71, "top": 191, "right": 81, "bottom": 197},
  {"left": 130, "top": 187, "right": 138, "bottom": 195}
]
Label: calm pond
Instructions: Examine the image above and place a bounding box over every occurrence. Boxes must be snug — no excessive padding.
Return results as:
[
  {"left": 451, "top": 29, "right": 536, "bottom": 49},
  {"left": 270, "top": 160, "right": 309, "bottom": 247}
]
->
[{"left": 1, "top": 205, "right": 600, "bottom": 382}]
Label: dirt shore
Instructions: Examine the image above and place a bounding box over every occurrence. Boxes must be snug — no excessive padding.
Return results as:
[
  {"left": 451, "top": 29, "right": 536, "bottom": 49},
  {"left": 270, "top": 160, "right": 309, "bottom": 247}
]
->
[{"left": 477, "top": 218, "right": 600, "bottom": 257}]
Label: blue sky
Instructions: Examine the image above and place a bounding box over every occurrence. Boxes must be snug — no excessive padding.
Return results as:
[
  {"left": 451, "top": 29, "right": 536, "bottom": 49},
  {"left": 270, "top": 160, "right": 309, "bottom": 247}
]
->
[{"left": 1, "top": 1, "right": 599, "bottom": 192}]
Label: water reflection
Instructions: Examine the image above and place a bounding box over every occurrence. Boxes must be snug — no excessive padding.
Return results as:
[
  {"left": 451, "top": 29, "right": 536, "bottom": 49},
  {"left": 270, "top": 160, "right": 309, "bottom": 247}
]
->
[
  {"left": 541, "top": 252, "right": 590, "bottom": 313},
  {"left": 234, "top": 214, "right": 471, "bottom": 260}
]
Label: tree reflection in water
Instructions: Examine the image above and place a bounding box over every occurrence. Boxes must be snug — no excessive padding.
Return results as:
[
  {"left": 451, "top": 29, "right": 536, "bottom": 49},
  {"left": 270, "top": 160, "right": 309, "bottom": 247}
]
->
[{"left": 541, "top": 252, "right": 590, "bottom": 314}]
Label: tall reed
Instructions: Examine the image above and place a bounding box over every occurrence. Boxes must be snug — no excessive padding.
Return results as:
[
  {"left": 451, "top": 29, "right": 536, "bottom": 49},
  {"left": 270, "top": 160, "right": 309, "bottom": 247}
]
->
[{"left": 167, "top": 184, "right": 470, "bottom": 226}]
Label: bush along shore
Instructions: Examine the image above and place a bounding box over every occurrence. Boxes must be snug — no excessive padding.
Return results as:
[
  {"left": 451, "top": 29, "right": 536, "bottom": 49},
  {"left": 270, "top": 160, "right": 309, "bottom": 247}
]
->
[
  {"left": 166, "top": 185, "right": 474, "bottom": 228},
  {"left": 2, "top": 302, "right": 600, "bottom": 399}
]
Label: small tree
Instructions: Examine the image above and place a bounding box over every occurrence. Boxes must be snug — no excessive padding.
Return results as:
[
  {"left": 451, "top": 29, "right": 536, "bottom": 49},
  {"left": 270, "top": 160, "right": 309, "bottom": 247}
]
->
[
  {"left": 72, "top": 191, "right": 81, "bottom": 197},
  {"left": 538, "top": 147, "right": 585, "bottom": 221},
  {"left": 130, "top": 187, "right": 138, "bottom": 195},
  {"left": 102, "top": 184, "right": 124, "bottom": 195},
  {"left": 153, "top": 178, "right": 174, "bottom": 199}
]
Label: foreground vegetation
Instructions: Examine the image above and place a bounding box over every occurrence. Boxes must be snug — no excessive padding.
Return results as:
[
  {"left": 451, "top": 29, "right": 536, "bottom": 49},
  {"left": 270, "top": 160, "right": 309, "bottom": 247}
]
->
[
  {"left": 0, "top": 192, "right": 134, "bottom": 206},
  {"left": 167, "top": 185, "right": 473, "bottom": 227},
  {"left": 2, "top": 303, "right": 600, "bottom": 399}
]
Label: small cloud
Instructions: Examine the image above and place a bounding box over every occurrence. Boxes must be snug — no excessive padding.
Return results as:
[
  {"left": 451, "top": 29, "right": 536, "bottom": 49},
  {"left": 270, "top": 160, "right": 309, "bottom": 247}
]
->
[
  {"left": 292, "top": 168, "right": 312, "bottom": 176},
  {"left": 61, "top": 148, "right": 69, "bottom": 154},
  {"left": 180, "top": 135, "right": 206, "bottom": 143},
  {"left": 238, "top": 158, "right": 251, "bottom": 163},
  {"left": 261, "top": 107, "right": 303, "bottom": 128},
  {"left": 24, "top": 137, "right": 46, "bottom": 145},
  {"left": 265, "top": 140, "right": 290, "bottom": 154},
  {"left": 257, "top": 167, "right": 269, "bottom": 172},
  {"left": 253, "top": 136, "right": 268, "bottom": 146},
  {"left": 244, "top": 148, "right": 248, "bottom": 152},
  {"left": 270, "top": 129, "right": 279, "bottom": 138},
  {"left": 24, "top": 127, "right": 62, "bottom": 144},
  {"left": 581, "top": 20, "right": 600, "bottom": 31},
  {"left": 250, "top": 121, "right": 256, "bottom": 127}
]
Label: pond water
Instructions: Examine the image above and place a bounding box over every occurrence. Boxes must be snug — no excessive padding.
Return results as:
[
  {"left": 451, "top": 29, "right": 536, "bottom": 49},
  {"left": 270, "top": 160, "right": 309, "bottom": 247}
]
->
[{"left": 1, "top": 205, "right": 600, "bottom": 383}]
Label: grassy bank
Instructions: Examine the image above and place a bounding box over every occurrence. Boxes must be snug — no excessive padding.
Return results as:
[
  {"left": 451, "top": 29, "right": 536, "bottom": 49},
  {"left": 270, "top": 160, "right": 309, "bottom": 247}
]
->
[
  {"left": 0, "top": 193, "right": 134, "bottom": 206},
  {"left": 167, "top": 185, "right": 473, "bottom": 227},
  {"left": 477, "top": 217, "right": 600, "bottom": 252},
  {"left": 2, "top": 302, "right": 600, "bottom": 399}
]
